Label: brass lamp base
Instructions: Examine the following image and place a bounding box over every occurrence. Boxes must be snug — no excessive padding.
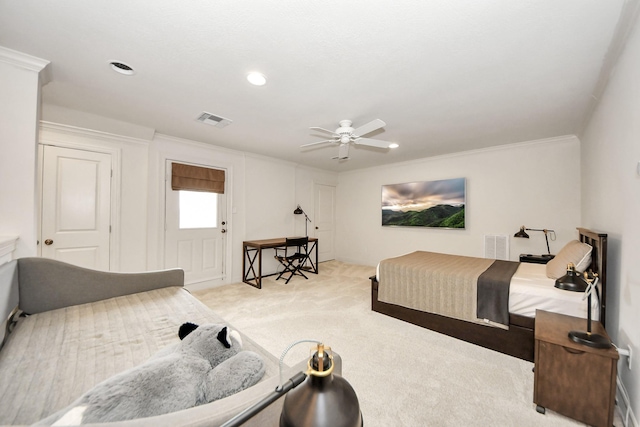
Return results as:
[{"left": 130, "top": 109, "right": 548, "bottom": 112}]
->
[{"left": 569, "top": 330, "right": 611, "bottom": 349}]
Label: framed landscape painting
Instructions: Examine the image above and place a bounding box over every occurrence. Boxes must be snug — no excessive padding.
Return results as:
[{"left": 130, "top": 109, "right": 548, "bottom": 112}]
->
[{"left": 381, "top": 177, "right": 466, "bottom": 229}]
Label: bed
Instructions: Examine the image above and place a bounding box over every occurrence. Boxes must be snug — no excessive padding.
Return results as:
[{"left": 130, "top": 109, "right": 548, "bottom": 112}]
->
[{"left": 370, "top": 228, "right": 608, "bottom": 362}]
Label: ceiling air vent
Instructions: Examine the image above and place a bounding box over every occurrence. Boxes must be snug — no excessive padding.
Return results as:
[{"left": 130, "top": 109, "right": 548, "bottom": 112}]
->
[{"left": 196, "top": 112, "right": 232, "bottom": 128}]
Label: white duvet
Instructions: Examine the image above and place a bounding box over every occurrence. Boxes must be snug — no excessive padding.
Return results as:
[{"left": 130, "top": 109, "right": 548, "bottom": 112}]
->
[{"left": 509, "top": 262, "right": 599, "bottom": 320}]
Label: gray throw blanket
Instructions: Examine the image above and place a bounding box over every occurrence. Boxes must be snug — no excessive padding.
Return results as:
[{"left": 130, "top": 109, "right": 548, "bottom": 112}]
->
[{"left": 476, "top": 260, "right": 521, "bottom": 325}]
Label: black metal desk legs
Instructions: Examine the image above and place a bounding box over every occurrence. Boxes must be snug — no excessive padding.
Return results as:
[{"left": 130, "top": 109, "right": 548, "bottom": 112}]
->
[{"left": 242, "top": 246, "right": 262, "bottom": 288}]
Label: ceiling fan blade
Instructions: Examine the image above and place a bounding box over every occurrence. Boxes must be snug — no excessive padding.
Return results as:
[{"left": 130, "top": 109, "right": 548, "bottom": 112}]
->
[
  {"left": 353, "top": 137, "right": 391, "bottom": 149},
  {"left": 300, "top": 139, "right": 336, "bottom": 148},
  {"left": 309, "top": 126, "right": 339, "bottom": 136},
  {"left": 352, "top": 119, "right": 386, "bottom": 137}
]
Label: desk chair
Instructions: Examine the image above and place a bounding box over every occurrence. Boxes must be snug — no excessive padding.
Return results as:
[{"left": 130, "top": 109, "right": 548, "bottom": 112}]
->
[{"left": 274, "top": 237, "right": 309, "bottom": 284}]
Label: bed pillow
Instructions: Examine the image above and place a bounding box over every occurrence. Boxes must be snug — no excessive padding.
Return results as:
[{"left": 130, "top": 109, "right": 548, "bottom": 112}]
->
[{"left": 546, "top": 240, "right": 592, "bottom": 279}]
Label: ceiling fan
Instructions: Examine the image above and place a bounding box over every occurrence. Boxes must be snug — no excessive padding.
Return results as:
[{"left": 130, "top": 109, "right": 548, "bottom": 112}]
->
[{"left": 301, "top": 119, "right": 391, "bottom": 160}]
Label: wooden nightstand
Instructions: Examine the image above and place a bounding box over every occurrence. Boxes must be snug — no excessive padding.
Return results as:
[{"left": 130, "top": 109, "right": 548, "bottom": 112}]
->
[
  {"left": 519, "top": 254, "right": 555, "bottom": 264},
  {"left": 534, "top": 310, "right": 618, "bottom": 427}
]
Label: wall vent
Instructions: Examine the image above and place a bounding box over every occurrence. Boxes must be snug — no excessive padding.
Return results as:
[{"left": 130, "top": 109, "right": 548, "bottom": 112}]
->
[
  {"left": 484, "top": 234, "right": 509, "bottom": 260},
  {"left": 196, "top": 112, "right": 232, "bottom": 128}
]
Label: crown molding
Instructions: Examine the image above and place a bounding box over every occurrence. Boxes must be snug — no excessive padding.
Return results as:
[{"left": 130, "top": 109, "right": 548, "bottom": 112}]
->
[
  {"left": 339, "top": 134, "right": 579, "bottom": 176},
  {"left": 39, "top": 121, "right": 150, "bottom": 146},
  {"left": 0, "top": 46, "right": 49, "bottom": 72}
]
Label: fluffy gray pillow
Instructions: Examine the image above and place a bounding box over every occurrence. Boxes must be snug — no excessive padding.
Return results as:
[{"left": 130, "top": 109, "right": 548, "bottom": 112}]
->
[{"left": 546, "top": 240, "right": 592, "bottom": 279}]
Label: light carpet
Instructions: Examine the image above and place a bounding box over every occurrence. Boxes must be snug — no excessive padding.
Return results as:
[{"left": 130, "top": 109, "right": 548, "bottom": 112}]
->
[{"left": 193, "top": 260, "right": 600, "bottom": 426}]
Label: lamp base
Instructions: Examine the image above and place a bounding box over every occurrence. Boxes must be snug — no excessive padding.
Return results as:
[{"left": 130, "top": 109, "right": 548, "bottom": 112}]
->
[{"left": 568, "top": 330, "right": 611, "bottom": 349}]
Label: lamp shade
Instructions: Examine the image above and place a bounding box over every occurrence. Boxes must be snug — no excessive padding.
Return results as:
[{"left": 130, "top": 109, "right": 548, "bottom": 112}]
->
[
  {"left": 554, "top": 263, "right": 588, "bottom": 292},
  {"left": 280, "top": 345, "right": 362, "bottom": 427},
  {"left": 514, "top": 226, "right": 530, "bottom": 238},
  {"left": 293, "top": 205, "right": 304, "bottom": 215}
]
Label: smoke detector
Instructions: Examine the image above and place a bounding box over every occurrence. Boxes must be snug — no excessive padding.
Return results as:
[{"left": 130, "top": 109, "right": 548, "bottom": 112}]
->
[{"left": 196, "top": 112, "right": 232, "bottom": 128}]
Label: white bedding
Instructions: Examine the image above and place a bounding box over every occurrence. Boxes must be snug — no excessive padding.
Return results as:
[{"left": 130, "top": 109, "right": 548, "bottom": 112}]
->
[
  {"left": 376, "top": 260, "right": 599, "bottom": 321},
  {"left": 509, "top": 262, "right": 599, "bottom": 320}
]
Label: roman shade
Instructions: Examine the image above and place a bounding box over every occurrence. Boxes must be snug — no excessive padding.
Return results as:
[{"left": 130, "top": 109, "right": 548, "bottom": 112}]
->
[{"left": 171, "top": 162, "right": 225, "bottom": 194}]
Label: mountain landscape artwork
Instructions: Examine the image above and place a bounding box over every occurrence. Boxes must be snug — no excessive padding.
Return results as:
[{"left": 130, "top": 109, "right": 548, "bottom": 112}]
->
[{"left": 381, "top": 178, "right": 465, "bottom": 228}]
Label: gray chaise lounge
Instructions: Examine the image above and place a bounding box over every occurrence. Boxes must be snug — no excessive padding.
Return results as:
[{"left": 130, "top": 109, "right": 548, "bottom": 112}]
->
[{"left": 0, "top": 258, "right": 337, "bottom": 426}]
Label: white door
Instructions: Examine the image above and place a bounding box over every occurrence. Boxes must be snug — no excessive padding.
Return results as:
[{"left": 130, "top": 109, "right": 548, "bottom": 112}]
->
[
  {"left": 164, "top": 161, "right": 226, "bottom": 285},
  {"left": 314, "top": 183, "right": 336, "bottom": 262},
  {"left": 41, "top": 145, "right": 112, "bottom": 270}
]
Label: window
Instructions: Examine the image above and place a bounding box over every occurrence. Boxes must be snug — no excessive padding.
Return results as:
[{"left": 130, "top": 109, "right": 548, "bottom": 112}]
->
[{"left": 179, "top": 190, "right": 217, "bottom": 229}]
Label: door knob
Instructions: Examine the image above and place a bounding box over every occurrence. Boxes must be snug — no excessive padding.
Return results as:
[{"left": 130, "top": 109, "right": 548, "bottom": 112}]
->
[
  {"left": 221, "top": 229, "right": 226, "bottom": 234},
  {"left": 44, "top": 239, "right": 54, "bottom": 245}
]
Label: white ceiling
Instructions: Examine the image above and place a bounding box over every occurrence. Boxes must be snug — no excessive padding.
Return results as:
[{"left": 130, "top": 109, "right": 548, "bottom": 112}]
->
[{"left": 0, "top": 1, "right": 628, "bottom": 172}]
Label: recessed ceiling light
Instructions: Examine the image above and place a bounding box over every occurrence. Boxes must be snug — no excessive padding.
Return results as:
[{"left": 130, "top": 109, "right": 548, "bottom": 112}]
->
[
  {"left": 109, "top": 61, "right": 136, "bottom": 76},
  {"left": 247, "top": 72, "right": 266, "bottom": 86},
  {"left": 389, "top": 143, "right": 399, "bottom": 149}
]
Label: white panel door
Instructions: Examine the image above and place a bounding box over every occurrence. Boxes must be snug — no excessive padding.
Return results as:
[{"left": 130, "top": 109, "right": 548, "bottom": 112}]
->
[
  {"left": 314, "top": 183, "right": 336, "bottom": 262},
  {"left": 41, "top": 145, "right": 111, "bottom": 270},
  {"left": 164, "top": 161, "right": 226, "bottom": 285}
]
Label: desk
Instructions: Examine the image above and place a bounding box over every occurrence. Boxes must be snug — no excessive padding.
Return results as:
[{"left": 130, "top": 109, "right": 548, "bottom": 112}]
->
[{"left": 242, "top": 237, "right": 318, "bottom": 288}]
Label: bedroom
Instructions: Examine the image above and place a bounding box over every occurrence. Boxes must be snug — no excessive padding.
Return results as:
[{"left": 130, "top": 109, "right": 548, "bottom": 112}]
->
[{"left": 0, "top": 1, "right": 639, "bottom": 425}]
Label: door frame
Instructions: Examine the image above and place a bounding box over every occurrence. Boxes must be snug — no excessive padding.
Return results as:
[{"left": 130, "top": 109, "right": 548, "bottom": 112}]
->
[
  {"left": 38, "top": 123, "right": 122, "bottom": 271},
  {"left": 159, "top": 156, "right": 234, "bottom": 288}
]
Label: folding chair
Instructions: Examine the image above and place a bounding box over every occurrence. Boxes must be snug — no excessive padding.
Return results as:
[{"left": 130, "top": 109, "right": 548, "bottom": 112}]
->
[{"left": 274, "top": 237, "right": 309, "bottom": 284}]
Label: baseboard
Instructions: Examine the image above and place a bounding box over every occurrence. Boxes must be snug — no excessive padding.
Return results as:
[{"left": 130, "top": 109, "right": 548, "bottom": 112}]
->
[{"left": 617, "top": 375, "right": 638, "bottom": 427}]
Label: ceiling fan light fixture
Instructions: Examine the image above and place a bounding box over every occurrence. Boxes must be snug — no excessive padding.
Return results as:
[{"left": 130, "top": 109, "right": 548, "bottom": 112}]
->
[
  {"left": 301, "top": 118, "right": 391, "bottom": 160},
  {"left": 247, "top": 72, "right": 267, "bottom": 86}
]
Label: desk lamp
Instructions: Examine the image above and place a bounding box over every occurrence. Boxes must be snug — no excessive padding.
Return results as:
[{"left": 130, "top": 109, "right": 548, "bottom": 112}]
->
[
  {"left": 514, "top": 226, "right": 556, "bottom": 256},
  {"left": 554, "top": 263, "right": 611, "bottom": 349},
  {"left": 222, "top": 342, "right": 362, "bottom": 427},
  {"left": 293, "top": 205, "right": 311, "bottom": 237}
]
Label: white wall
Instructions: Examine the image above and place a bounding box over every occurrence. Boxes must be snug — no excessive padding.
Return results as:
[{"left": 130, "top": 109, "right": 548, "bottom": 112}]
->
[
  {"left": 0, "top": 48, "right": 48, "bottom": 258},
  {"left": 244, "top": 154, "right": 295, "bottom": 240},
  {"left": 336, "top": 136, "right": 582, "bottom": 267},
  {"left": 580, "top": 10, "right": 640, "bottom": 419},
  {"left": 242, "top": 154, "right": 298, "bottom": 276}
]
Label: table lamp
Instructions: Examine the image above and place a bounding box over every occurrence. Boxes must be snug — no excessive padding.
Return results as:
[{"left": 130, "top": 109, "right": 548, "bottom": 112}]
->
[
  {"left": 554, "top": 263, "right": 611, "bottom": 349},
  {"left": 514, "top": 226, "right": 556, "bottom": 256},
  {"left": 222, "top": 342, "right": 362, "bottom": 427},
  {"left": 293, "top": 205, "right": 311, "bottom": 237}
]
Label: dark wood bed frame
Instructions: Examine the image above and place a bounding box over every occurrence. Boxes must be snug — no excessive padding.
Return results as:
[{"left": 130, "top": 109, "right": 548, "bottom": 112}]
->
[{"left": 370, "top": 228, "right": 608, "bottom": 362}]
